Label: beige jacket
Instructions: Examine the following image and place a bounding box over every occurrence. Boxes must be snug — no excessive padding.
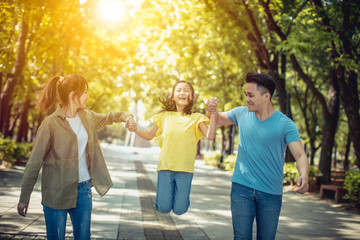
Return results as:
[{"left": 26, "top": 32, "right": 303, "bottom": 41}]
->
[{"left": 19, "top": 108, "right": 130, "bottom": 209}]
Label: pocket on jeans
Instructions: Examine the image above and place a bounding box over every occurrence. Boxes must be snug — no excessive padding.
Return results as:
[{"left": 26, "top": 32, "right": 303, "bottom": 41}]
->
[{"left": 81, "top": 183, "right": 92, "bottom": 197}]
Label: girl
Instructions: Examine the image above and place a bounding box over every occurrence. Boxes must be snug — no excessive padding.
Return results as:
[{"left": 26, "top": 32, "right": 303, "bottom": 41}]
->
[
  {"left": 17, "top": 74, "right": 134, "bottom": 239},
  {"left": 129, "top": 80, "right": 218, "bottom": 215}
]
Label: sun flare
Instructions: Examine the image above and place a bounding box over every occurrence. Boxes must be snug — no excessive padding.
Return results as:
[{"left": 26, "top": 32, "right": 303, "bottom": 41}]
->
[{"left": 98, "top": 0, "right": 126, "bottom": 22}]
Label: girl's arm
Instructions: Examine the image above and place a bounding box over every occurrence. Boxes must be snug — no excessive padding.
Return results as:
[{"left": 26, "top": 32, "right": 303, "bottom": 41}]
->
[
  {"left": 199, "top": 113, "right": 217, "bottom": 140},
  {"left": 134, "top": 125, "right": 158, "bottom": 140}
]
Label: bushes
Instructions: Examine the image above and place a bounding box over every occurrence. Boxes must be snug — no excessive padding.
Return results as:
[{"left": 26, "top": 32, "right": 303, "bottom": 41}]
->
[
  {"left": 203, "top": 151, "right": 237, "bottom": 171},
  {"left": 220, "top": 154, "right": 236, "bottom": 172},
  {"left": 343, "top": 170, "right": 360, "bottom": 207},
  {"left": 203, "top": 151, "right": 221, "bottom": 167},
  {"left": 0, "top": 136, "right": 17, "bottom": 164},
  {"left": 0, "top": 134, "right": 33, "bottom": 165}
]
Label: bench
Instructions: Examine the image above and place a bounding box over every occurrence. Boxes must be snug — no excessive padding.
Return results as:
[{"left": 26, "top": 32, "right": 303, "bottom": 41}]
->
[
  {"left": 320, "top": 184, "right": 347, "bottom": 203},
  {"left": 330, "top": 170, "right": 346, "bottom": 186}
]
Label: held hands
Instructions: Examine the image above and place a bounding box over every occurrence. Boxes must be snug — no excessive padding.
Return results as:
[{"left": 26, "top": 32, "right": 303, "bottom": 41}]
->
[
  {"left": 296, "top": 175, "right": 309, "bottom": 194},
  {"left": 125, "top": 115, "right": 137, "bottom": 132},
  {"left": 17, "top": 202, "right": 28, "bottom": 217},
  {"left": 206, "top": 97, "right": 220, "bottom": 114}
]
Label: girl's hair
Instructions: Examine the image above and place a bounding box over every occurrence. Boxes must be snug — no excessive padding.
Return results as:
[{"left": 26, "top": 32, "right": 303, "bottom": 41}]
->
[
  {"left": 36, "top": 74, "right": 88, "bottom": 111},
  {"left": 159, "top": 80, "right": 195, "bottom": 115}
]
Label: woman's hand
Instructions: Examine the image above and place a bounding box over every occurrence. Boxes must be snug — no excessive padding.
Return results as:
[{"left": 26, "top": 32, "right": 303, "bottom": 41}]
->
[
  {"left": 125, "top": 115, "right": 137, "bottom": 132},
  {"left": 17, "top": 202, "right": 29, "bottom": 217}
]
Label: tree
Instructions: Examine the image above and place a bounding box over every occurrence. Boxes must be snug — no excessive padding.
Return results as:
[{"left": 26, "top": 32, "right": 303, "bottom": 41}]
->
[{"left": 310, "top": 0, "right": 360, "bottom": 167}]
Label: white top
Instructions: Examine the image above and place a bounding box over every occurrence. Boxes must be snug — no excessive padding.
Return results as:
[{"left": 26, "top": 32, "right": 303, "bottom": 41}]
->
[{"left": 66, "top": 114, "right": 91, "bottom": 182}]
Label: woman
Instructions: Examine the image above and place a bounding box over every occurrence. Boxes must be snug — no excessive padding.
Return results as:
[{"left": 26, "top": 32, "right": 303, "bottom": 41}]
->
[
  {"left": 128, "top": 80, "right": 218, "bottom": 215},
  {"left": 17, "top": 74, "right": 134, "bottom": 239}
]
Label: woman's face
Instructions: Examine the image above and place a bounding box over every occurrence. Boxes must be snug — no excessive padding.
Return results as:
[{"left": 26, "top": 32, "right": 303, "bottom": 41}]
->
[
  {"left": 172, "top": 82, "right": 193, "bottom": 109},
  {"left": 75, "top": 87, "right": 89, "bottom": 109}
]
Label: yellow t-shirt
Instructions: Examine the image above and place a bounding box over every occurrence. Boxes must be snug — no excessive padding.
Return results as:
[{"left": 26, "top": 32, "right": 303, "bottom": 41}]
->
[{"left": 153, "top": 111, "right": 210, "bottom": 173}]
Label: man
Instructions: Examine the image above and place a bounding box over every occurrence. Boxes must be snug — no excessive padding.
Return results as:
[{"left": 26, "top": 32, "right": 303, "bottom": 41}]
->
[{"left": 207, "top": 73, "right": 309, "bottom": 240}]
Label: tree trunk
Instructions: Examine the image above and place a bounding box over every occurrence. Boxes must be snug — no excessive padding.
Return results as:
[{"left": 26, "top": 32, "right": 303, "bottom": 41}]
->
[
  {"left": 318, "top": 117, "right": 338, "bottom": 183},
  {"left": 220, "top": 126, "right": 226, "bottom": 163},
  {"left": 318, "top": 71, "right": 340, "bottom": 184},
  {"left": 338, "top": 70, "right": 360, "bottom": 167},
  {"left": 226, "top": 125, "right": 235, "bottom": 155},
  {"left": 212, "top": 135, "right": 216, "bottom": 151},
  {"left": 16, "top": 97, "right": 31, "bottom": 142},
  {"left": 344, "top": 133, "right": 351, "bottom": 171},
  {"left": 0, "top": 19, "right": 28, "bottom": 136}
]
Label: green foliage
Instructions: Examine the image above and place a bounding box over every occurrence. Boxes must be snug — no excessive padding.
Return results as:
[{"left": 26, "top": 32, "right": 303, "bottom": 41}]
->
[
  {"left": 0, "top": 135, "right": 17, "bottom": 164},
  {"left": 13, "top": 142, "right": 33, "bottom": 163},
  {"left": 284, "top": 162, "right": 299, "bottom": 185},
  {"left": 343, "top": 170, "right": 360, "bottom": 207},
  {"left": 0, "top": 135, "right": 33, "bottom": 164},
  {"left": 283, "top": 162, "right": 321, "bottom": 185},
  {"left": 203, "top": 151, "right": 221, "bottom": 167},
  {"left": 220, "top": 154, "right": 236, "bottom": 172}
]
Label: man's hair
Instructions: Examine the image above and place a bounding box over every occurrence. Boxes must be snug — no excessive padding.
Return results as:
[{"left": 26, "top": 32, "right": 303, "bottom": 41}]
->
[{"left": 246, "top": 72, "right": 276, "bottom": 98}]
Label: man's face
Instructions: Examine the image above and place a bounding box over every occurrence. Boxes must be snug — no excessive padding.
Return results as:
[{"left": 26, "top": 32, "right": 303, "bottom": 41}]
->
[{"left": 244, "top": 83, "right": 267, "bottom": 112}]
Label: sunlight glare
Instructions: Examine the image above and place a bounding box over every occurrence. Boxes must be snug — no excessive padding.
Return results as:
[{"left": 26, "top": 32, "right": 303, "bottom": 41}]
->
[{"left": 98, "top": 0, "right": 126, "bottom": 22}]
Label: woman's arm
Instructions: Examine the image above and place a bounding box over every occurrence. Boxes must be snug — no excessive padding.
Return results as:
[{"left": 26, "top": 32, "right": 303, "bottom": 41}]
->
[
  {"left": 88, "top": 110, "right": 131, "bottom": 130},
  {"left": 199, "top": 113, "right": 217, "bottom": 140},
  {"left": 18, "top": 122, "right": 51, "bottom": 217}
]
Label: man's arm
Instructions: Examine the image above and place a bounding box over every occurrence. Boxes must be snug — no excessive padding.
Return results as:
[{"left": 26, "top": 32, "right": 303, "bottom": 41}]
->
[
  {"left": 205, "top": 97, "right": 235, "bottom": 126},
  {"left": 288, "top": 141, "right": 309, "bottom": 194},
  {"left": 214, "top": 112, "right": 235, "bottom": 126}
]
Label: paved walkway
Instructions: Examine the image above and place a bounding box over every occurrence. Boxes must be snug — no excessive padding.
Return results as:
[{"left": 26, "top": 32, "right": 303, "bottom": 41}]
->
[{"left": 0, "top": 144, "right": 359, "bottom": 239}]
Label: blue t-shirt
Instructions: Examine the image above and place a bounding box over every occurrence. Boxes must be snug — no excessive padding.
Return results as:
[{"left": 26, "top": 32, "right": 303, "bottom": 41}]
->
[{"left": 227, "top": 107, "right": 300, "bottom": 195}]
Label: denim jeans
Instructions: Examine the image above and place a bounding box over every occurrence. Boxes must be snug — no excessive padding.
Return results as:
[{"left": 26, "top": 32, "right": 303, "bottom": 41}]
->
[
  {"left": 43, "top": 180, "right": 92, "bottom": 240},
  {"left": 155, "top": 170, "right": 193, "bottom": 215},
  {"left": 231, "top": 182, "right": 282, "bottom": 240}
]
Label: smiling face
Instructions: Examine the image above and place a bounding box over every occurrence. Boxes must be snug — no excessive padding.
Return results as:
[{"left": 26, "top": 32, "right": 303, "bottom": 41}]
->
[
  {"left": 172, "top": 82, "right": 194, "bottom": 112},
  {"left": 244, "top": 82, "right": 269, "bottom": 112}
]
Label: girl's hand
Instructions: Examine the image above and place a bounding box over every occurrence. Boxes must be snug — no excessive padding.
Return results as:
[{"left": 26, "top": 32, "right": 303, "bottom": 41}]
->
[
  {"left": 125, "top": 116, "right": 137, "bottom": 132},
  {"left": 206, "top": 97, "right": 219, "bottom": 114},
  {"left": 128, "top": 122, "right": 137, "bottom": 132},
  {"left": 18, "top": 202, "right": 28, "bottom": 217}
]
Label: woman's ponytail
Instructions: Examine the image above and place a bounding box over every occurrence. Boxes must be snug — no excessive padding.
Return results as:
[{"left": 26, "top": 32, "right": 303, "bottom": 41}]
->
[{"left": 36, "top": 76, "right": 60, "bottom": 112}]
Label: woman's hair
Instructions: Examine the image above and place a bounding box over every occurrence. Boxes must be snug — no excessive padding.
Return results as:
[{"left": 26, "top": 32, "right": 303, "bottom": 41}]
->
[
  {"left": 159, "top": 80, "right": 195, "bottom": 115},
  {"left": 36, "top": 74, "right": 88, "bottom": 111}
]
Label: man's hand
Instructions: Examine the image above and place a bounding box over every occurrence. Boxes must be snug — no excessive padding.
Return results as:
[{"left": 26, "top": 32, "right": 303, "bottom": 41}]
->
[
  {"left": 206, "top": 97, "right": 219, "bottom": 114},
  {"left": 296, "top": 175, "right": 309, "bottom": 194},
  {"left": 18, "top": 202, "right": 28, "bottom": 217}
]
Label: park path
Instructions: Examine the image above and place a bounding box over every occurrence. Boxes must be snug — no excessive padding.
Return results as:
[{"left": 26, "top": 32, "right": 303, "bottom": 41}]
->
[{"left": 0, "top": 144, "right": 359, "bottom": 239}]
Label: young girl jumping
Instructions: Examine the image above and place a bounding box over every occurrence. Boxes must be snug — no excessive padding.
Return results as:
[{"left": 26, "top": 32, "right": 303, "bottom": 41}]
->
[{"left": 129, "top": 80, "right": 218, "bottom": 215}]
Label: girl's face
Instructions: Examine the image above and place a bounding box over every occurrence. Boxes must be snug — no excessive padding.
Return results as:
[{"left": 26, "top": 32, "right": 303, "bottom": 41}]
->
[{"left": 172, "top": 82, "right": 193, "bottom": 110}]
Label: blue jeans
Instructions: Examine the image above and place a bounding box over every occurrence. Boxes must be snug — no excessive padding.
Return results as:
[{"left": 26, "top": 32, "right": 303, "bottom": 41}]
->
[
  {"left": 231, "top": 182, "right": 282, "bottom": 240},
  {"left": 43, "top": 180, "right": 92, "bottom": 240},
  {"left": 155, "top": 170, "right": 193, "bottom": 215}
]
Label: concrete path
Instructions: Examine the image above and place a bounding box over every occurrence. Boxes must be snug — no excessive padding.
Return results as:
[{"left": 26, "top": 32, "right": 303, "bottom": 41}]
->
[{"left": 0, "top": 144, "right": 359, "bottom": 239}]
